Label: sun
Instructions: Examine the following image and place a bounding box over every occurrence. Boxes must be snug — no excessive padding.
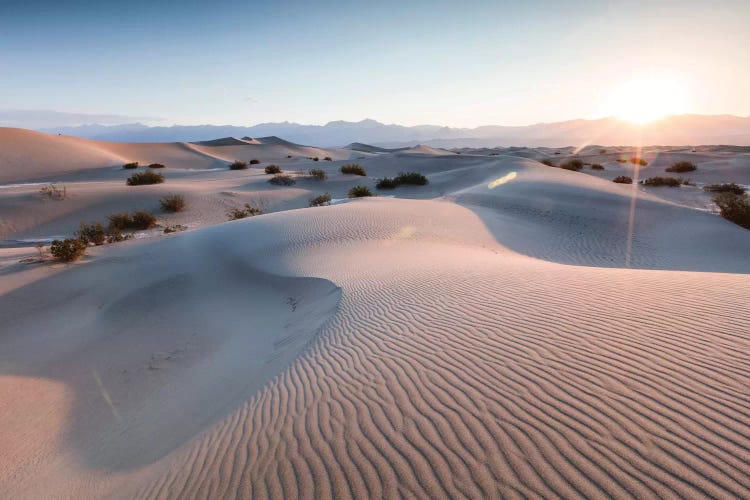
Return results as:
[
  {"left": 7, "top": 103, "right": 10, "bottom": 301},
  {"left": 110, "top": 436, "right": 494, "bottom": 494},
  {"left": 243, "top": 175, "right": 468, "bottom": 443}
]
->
[{"left": 603, "top": 77, "right": 689, "bottom": 124}]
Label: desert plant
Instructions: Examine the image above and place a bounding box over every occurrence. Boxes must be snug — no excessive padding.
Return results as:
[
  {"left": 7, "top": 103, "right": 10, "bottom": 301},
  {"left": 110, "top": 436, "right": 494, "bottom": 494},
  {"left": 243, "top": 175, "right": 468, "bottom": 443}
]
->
[
  {"left": 309, "top": 193, "right": 332, "bottom": 207},
  {"left": 34, "top": 242, "right": 45, "bottom": 260},
  {"left": 591, "top": 164, "right": 604, "bottom": 170},
  {"left": 287, "top": 155, "right": 293, "bottom": 158},
  {"left": 613, "top": 176, "right": 633, "bottom": 184},
  {"left": 666, "top": 161, "right": 697, "bottom": 173},
  {"left": 561, "top": 159, "right": 584, "bottom": 171},
  {"left": 227, "top": 203, "right": 263, "bottom": 220},
  {"left": 107, "top": 213, "right": 133, "bottom": 231},
  {"left": 641, "top": 176, "right": 681, "bottom": 187},
  {"left": 341, "top": 164, "right": 366, "bottom": 176},
  {"left": 324, "top": 156, "right": 332, "bottom": 161},
  {"left": 268, "top": 174, "right": 296, "bottom": 186},
  {"left": 127, "top": 170, "right": 164, "bottom": 186},
  {"left": 107, "top": 210, "right": 156, "bottom": 230},
  {"left": 148, "top": 163, "right": 165, "bottom": 169},
  {"left": 703, "top": 182, "right": 746, "bottom": 195},
  {"left": 376, "top": 177, "right": 398, "bottom": 189},
  {"left": 348, "top": 185, "right": 372, "bottom": 198},
  {"left": 713, "top": 193, "right": 750, "bottom": 229},
  {"left": 160, "top": 194, "right": 186, "bottom": 212},
  {"left": 106, "top": 230, "right": 132, "bottom": 243},
  {"left": 50, "top": 238, "right": 87, "bottom": 262},
  {"left": 394, "top": 172, "right": 428, "bottom": 185},
  {"left": 132, "top": 211, "right": 157, "bottom": 229},
  {"left": 312, "top": 157, "right": 319, "bottom": 162},
  {"left": 39, "top": 184, "right": 67, "bottom": 200},
  {"left": 265, "top": 164, "right": 282, "bottom": 174},
  {"left": 123, "top": 162, "right": 139, "bottom": 169},
  {"left": 249, "top": 159, "right": 260, "bottom": 165},
  {"left": 229, "top": 160, "right": 248, "bottom": 170},
  {"left": 630, "top": 157, "right": 648, "bottom": 166},
  {"left": 164, "top": 224, "right": 188, "bottom": 233},
  {"left": 76, "top": 222, "right": 107, "bottom": 246},
  {"left": 309, "top": 168, "right": 327, "bottom": 180}
]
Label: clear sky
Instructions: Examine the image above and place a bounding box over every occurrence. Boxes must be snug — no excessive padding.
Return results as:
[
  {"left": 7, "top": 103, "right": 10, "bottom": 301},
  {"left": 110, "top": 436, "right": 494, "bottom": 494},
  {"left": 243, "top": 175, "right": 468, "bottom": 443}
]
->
[{"left": 1, "top": 0, "right": 749, "bottom": 128}]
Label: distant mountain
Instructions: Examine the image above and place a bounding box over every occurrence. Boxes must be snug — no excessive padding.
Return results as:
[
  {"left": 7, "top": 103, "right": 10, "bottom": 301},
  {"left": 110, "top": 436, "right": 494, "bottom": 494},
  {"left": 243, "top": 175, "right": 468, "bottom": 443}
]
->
[{"left": 39, "top": 115, "right": 750, "bottom": 147}]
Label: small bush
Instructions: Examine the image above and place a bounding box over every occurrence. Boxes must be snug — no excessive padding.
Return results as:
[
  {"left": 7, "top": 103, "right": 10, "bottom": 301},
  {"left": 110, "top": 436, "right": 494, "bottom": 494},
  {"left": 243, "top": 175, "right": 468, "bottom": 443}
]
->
[
  {"left": 164, "top": 224, "right": 187, "bottom": 233},
  {"left": 630, "top": 157, "right": 648, "bottom": 166},
  {"left": 265, "top": 164, "right": 281, "bottom": 174},
  {"left": 554, "top": 151, "right": 561, "bottom": 155},
  {"left": 148, "top": 163, "right": 165, "bottom": 169},
  {"left": 591, "top": 164, "right": 604, "bottom": 170},
  {"left": 713, "top": 193, "right": 750, "bottom": 229},
  {"left": 312, "top": 157, "right": 319, "bottom": 162},
  {"left": 309, "top": 168, "right": 327, "bottom": 180},
  {"left": 160, "top": 194, "right": 186, "bottom": 212},
  {"left": 107, "top": 213, "right": 133, "bottom": 231},
  {"left": 348, "top": 185, "right": 372, "bottom": 198},
  {"left": 613, "top": 176, "right": 633, "bottom": 184},
  {"left": 39, "top": 184, "right": 67, "bottom": 200},
  {"left": 341, "top": 164, "right": 366, "bottom": 176},
  {"left": 249, "top": 159, "right": 260, "bottom": 165},
  {"left": 50, "top": 238, "right": 87, "bottom": 262},
  {"left": 394, "top": 172, "right": 428, "bottom": 185},
  {"left": 324, "top": 156, "right": 332, "bottom": 161},
  {"left": 376, "top": 177, "right": 398, "bottom": 189},
  {"left": 127, "top": 170, "right": 164, "bottom": 186},
  {"left": 666, "top": 161, "right": 697, "bottom": 173},
  {"left": 106, "top": 230, "right": 131, "bottom": 243},
  {"left": 641, "top": 176, "right": 681, "bottom": 187},
  {"left": 131, "top": 211, "right": 157, "bottom": 229},
  {"left": 227, "top": 203, "right": 263, "bottom": 220},
  {"left": 561, "top": 159, "right": 583, "bottom": 171},
  {"left": 287, "top": 155, "right": 293, "bottom": 159},
  {"left": 107, "top": 211, "right": 156, "bottom": 230},
  {"left": 268, "top": 174, "right": 296, "bottom": 186},
  {"left": 123, "top": 162, "right": 139, "bottom": 169},
  {"left": 704, "top": 183, "right": 746, "bottom": 195},
  {"left": 309, "top": 193, "right": 332, "bottom": 207},
  {"left": 229, "top": 160, "right": 248, "bottom": 170},
  {"left": 76, "top": 222, "right": 107, "bottom": 246}
]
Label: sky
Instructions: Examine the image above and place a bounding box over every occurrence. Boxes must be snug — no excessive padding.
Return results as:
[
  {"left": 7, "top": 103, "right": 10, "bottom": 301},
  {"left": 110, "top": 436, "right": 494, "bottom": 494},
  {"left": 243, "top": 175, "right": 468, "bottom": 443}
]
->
[{"left": 1, "top": 0, "right": 749, "bottom": 128}]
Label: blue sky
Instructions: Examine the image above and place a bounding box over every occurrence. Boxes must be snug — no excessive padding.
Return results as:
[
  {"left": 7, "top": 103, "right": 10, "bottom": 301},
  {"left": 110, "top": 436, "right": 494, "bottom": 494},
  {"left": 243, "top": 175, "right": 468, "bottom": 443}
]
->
[{"left": 1, "top": 0, "right": 749, "bottom": 127}]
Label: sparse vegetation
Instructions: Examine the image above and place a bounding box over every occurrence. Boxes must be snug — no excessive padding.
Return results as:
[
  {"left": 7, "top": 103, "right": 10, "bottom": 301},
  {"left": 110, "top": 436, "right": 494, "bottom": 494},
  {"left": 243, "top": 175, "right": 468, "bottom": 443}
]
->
[
  {"left": 591, "top": 164, "right": 604, "bottom": 170},
  {"left": 376, "top": 177, "right": 399, "bottom": 189},
  {"left": 341, "top": 164, "right": 366, "bottom": 176},
  {"left": 640, "top": 176, "right": 682, "bottom": 187},
  {"left": 630, "top": 157, "right": 648, "bottom": 166},
  {"left": 123, "top": 162, "right": 139, "bottom": 169},
  {"left": 312, "top": 157, "right": 319, "bottom": 162},
  {"left": 309, "top": 193, "right": 332, "bottom": 207},
  {"left": 265, "top": 164, "right": 282, "bottom": 174},
  {"left": 666, "top": 161, "right": 697, "bottom": 173},
  {"left": 324, "top": 156, "right": 332, "bottom": 161},
  {"left": 76, "top": 222, "right": 107, "bottom": 246},
  {"left": 148, "top": 163, "right": 165, "bottom": 169},
  {"left": 126, "top": 170, "right": 164, "bottom": 185},
  {"left": 309, "top": 168, "right": 327, "bottom": 180},
  {"left": 560, "top": 159, "right": 583, "bottom": 171},
  {"left": 613, "top": 176, "right": 633, "bottom": 184},
  {"left": 164, "top": 224, "right": 188, "bottom": 233},
  {"left": 394, "top": 172, "right": 428, "bottom": 185},
  {"left": 50, "top": 238, "right": 87, "bottom": 262},
  {"left": 227, "top": 203, "right": 263, "bottom": 220},
  {"left": 39, "top": 184, "right": 67, "bottom": 200},
  {"left": 249, "top": 159, "right": 260, "bottom": 165},
  {"left": 107, "top": 210, "right": 157, "bottom": 231},
  {"left": 160, "top": 194, "right": 186, "bottom": 212},
  {"left": 287, "top": 155, "right": 293, "bottom": 159},
  {"left": 229, "top": 160, "right": 248, "bottom": 170},
  {"left": 713, "top": 192, "right": 750, "bottom": 229},
  {"left": 268, "top": 174, "right": 296, "bottom": 186},
  {"left": 348, "top": 186, "right": 372, "bottom": 198},
  {"left": 703, "top": 182, "right": 746, "bottom": 195}
]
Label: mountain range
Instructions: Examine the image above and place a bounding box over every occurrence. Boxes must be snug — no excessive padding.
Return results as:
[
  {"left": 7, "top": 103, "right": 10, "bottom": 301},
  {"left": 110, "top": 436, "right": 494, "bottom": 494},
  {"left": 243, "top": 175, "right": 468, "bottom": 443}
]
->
[{"left": 37, "top": 115, "right": 750, "bottom": 147}]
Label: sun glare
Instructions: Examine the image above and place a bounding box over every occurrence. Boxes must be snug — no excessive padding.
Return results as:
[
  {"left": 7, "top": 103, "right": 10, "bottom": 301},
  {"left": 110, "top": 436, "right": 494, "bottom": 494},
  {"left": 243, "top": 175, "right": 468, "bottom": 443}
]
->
[{"left": 604, "top": 77, "right": 689, "bottom": 124}]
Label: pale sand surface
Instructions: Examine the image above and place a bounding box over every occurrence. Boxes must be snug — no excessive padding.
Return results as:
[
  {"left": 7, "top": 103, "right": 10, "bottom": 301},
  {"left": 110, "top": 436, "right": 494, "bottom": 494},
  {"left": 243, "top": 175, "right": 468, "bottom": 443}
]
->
[{"left": 1, "top": 128, "right": 749, "bottom": 498}]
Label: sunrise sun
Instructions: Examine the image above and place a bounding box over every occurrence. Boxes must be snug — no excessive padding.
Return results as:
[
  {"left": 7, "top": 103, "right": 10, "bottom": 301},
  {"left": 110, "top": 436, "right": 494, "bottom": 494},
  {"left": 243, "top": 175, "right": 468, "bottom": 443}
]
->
[{"left": 604, "top": 77, "right": 689, "bottom": 124}]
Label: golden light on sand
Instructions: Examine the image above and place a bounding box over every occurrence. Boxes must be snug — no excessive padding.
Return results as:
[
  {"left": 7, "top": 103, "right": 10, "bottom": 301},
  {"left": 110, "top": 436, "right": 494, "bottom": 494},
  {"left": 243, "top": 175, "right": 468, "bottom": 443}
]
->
[
  {"left": 488, "top": 171, "right": 517, "bottom": 188},
  {"left": 604, "top": 77, "right": 688, "bottom": 124}
]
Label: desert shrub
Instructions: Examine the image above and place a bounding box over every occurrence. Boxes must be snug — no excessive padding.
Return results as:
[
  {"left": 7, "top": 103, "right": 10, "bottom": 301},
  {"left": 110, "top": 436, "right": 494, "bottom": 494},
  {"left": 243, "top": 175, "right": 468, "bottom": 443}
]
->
[
  {"left": 76, "top": 222, "right": 107, "bottom": 246},
  {"left": 394, "top": 172, "right": 428, "bottom": 185},
  {"left": 341, "top": 164, "right": 366, "bottom": 176},
  {"left": 148, "top": 163, "right": 165, "bottom": 169},
  {"left": 107, "top": 213, "right": 133, "bottom": 231},
  {"left": 324, "top": 156, "right": 332, "bottom": 161},
  {"left": 591, "top": 164, "right": 604, "bottom": 170},
  {"left": 106, "top": 230, "right": 131, "bottom": 243},
  {"left": 287, "top": 155, "right": 293, "bottom": 158},
  {"left": 227, "top": 203, "right": 263, "bottom": 220},
  {"left": 641, "top": 176, "right": 681, "bottom": 187},
  {"left": 265, "top": 164, "right": 281, "bottom": 174},
  {"left": 309, "top": 168, "right": 327, "bottom": 180},
  {"left": 39, "top": 184, "right": 66, "bottom": 200},
  {"left": 312, "top": 157, "right": 319, "bottom": 162},
  {"left": 309, "top": 193, "right": 332, "bottom": 207},
  {"left": 666, "top": 161, "right": 697, "bottom": 173},
  {"left": 541, "top": 159, "right": 555, "bottom": 167},
  {"left": 50, "top": 238, "right": 87, "bottom": 262},
  {"left": 554, "top": 151, "right": 561, "bottom": 155},
  {"left": 164, "top": 224, "right": 187, "bottom": 233},
  {"left": 127, "top": 170, "right": 164, "bottom": 185},
  {"left": 268, "top": 174, "right": 296, "bottom": 186},
  {"left": 107, "top": 210, "right": 156, "bottom": 230},
  {"left": 376, "top": 177, "right": 398, "bottom": 189},
  {"left": 131, "top": 210, "right": 157, "bottom": 229},
  {"left": 348, "top": 185, "right": 372, "bottom": 198},
  {"left": 160, "top": 194, "right": 186, "bottom": 212},
  {"left": 561, "top": 159, "right": 584, "bottom": 171},
  {"left": 613, "top": 176, "right": 633, "bottom": 184},
  {"left": 703, "top": 182, "right": 746, "bottom": 195},
  {"left": 713, "top": 193, "right": 750, "bottom": 229},
  {"left": 229, "top": 160, "right": 248, "bottom": 170},
  {"left": 249, "top": 159, "right": 260, "bottom": 165},
  {"left": 630, "top": 157, "right": 648, "bottom": 166},
  {"left": 123, "top": 162, "right": 139, "bottom": 169}
]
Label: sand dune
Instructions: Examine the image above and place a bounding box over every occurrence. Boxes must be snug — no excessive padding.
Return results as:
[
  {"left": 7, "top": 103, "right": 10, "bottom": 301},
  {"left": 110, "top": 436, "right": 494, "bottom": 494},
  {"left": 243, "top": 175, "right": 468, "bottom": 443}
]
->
[{"left": 1, "top": 129, "right": 750, "bottom": 498}]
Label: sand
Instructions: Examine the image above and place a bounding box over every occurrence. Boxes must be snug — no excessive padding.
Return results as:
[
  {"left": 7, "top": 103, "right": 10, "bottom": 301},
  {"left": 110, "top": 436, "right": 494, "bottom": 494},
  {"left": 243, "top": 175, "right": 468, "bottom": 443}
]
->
[{"left": 1, "top": 128, "right": 749, "bottom": 498}]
